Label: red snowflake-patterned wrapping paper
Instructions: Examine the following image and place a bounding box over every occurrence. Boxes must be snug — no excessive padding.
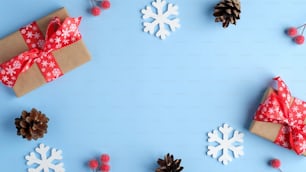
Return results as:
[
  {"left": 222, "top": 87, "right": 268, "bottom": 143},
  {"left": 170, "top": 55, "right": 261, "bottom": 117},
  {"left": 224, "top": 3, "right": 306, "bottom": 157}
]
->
[
  {"left": 0, "top": 8, "right": 90, "bottom": 97},
  {"left": 250, "top": 77, "right": 306, "bottom": 156}
]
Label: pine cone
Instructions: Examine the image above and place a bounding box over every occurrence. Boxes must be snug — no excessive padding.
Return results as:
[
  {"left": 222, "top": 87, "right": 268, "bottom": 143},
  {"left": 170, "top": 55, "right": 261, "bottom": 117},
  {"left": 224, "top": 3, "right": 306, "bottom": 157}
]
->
[
  {"left": 213, "top": 0, "right": 241, "bottom": 28},
  {"left": 156, "top": 153, "right": 183, "bottom": 172},
  {"left": 15, "top": 108, "right": 49, "bottom": 140}
]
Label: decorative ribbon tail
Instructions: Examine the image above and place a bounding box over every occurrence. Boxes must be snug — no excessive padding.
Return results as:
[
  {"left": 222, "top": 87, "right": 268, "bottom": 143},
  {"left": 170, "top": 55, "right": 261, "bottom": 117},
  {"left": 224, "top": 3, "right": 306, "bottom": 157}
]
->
[
  {"left": 0, "top": 66, "right": 15, "bottom": 87},
  {"left": 45, "top": 17, "right": 61, "bottom": 41},
  {"left": 273, "top": 76, "right": 292, "bottom": 100},
  {"left": 288, "top": 131, "right": 299, "bottom": 154},
  {"left": 273, "top": 76, "right": 292, "bottom": 118},
  {"left": 0, "top": 49, "right": 40, "bottom": 87},
  {"left": 289, "top": 128, "right": 306, "bottom": 155}
]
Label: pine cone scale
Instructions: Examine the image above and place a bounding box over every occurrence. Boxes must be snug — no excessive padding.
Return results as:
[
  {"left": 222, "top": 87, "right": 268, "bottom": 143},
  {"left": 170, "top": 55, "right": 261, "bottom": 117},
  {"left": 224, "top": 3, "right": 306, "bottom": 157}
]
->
[
  {"left": 19, "top": 128, "right": 26, "bottom": 135},
  {"left": 19, "top": 121, "right": 27, "bottom": 128},
  {"left": 158, "top": 159, "right": 166, "bottom": 166}
]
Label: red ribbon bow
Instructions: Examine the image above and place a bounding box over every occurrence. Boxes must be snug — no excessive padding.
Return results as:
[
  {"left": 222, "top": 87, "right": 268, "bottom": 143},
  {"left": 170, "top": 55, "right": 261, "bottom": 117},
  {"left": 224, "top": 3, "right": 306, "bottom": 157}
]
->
[
  {"left": 0, "top": 16, "right": 82, "bottom": 87},
  {"left": 254, "top": 77, "right": 306, "bottom": 155}
]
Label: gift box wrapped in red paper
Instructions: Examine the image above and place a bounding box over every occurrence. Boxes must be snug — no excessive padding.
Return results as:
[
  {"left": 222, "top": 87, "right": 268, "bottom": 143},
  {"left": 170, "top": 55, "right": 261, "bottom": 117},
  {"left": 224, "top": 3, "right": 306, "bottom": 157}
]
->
[
  {"left": 250, "top": 77, "right": 306, "bottom": 156},
  {"left": 0, "top": 8, "right": 91, "bottom": 97}
]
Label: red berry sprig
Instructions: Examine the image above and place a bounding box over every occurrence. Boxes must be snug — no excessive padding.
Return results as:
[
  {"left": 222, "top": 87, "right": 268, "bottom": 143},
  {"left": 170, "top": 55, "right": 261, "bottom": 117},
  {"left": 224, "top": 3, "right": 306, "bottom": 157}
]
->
[
  {"left": 89, "top": 159, "right": 99, "bottom": 172},
  {"left": 88, "top": 154, "right": 111, "bottom": 172},
  {"left": 91, "top": 6, "right": 101, "bottom": 16},
  {"left": 270, "top": 159, "right": 283, "bottom": 172},
  {"left": 100, "top": 0, "right": 111, "bottom": 9},
  {"left": 295, "top": 35, "right": 305, "bottom": 45},
  {"left": 89, "top": 0, "right": 111, "bottom": 16},
  {"left": 90, "top": 0, "right": 101, "bottom": 16},
  {"left": 100, "top": 154, "right": 111, "bottom": 172},
  {"left": 286, "top": 24, "right": 306, "bottom": 45},
  {"left": 101, "top": 164, "right": 111, "bottom": 172},
  {"left": 287, "top": 27, "right": 298, "bottom": 37},
  {"left": 101, "top": 154, "right": 110, "bottom": 163}
]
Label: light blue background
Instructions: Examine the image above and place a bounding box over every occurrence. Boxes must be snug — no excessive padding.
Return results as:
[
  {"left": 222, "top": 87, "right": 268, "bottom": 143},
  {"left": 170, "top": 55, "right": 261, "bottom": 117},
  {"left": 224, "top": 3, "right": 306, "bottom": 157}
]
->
[{"left": 0, "top": 0, "right": 306, "bottom": 171}]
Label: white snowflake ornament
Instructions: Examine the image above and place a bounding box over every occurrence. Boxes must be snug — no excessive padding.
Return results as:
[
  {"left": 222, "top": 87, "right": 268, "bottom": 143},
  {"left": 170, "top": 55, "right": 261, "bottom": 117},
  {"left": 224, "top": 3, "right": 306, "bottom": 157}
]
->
[
  {"left": 25, "top": 143, "right": 65, "bottom": 172},
  {"left": 141, "top": 0, "right": 180, "bottom": 40},
  {"left": 207, "top": 123, "right": 244, "bottom": 165}
]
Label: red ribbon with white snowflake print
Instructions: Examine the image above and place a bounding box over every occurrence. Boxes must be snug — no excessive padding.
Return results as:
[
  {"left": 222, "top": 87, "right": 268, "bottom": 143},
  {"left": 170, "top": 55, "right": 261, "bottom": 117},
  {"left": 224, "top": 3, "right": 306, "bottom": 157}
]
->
[
  {"left": 254, "top": 77, "right": 306, "bottom": 155},
  {"left": 0, "top": 16, "right": 82, "bottom": 87}
]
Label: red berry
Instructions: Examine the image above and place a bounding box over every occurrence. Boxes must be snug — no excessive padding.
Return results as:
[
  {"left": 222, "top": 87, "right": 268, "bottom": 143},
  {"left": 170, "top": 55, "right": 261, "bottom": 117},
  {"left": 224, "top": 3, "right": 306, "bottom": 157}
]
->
[
  {"left": 270, "top": 159, "right": 281, "bottom": 168},
  {"left": 100, "top": 0, "right": 111, "bottom": 9},
  {"left": 88, "top": 159, "right": 99, "bottom": 169},
  {"left": 101, "top": 154, "right": 110, "bottom": 163},
  {"left": 100, "top": 164, "right": 111, "bottom": 171},
  {"left": 287, "top": 27, "right": 298, "bottom": 37},
  {"left": 295, "top": 35, "right": 305, "bottom": 45},
  {"left": 91, "top": 6, "right": 101, "bottom": 16}
]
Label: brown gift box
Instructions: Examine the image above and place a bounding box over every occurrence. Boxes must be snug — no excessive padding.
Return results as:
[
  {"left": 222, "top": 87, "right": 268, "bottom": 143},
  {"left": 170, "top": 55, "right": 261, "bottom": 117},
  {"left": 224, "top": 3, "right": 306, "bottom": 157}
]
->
[
  {"left": 0, "top": 8, "right": 91, "bottom": 97},
  {"left": 249, "top": 87, "right": 306, "bottom": 156}
]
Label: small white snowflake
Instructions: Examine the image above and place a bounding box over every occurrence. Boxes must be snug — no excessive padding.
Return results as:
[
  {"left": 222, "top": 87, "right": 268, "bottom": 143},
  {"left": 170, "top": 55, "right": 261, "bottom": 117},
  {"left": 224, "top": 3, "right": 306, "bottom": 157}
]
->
[
  {"left": 58, "top": 44, "right": 63, "bottom": 49},
  {"left": 296, "top": 112, "right": 302, "bottom": 119},
  {"left": 7, "top": 80, "right": 13, "bottom": 86},
  {"left": 300, "top": 141, "right": 306, "bottom": 151},
  {"left": 74, "top": 31, "right": 81, "bottom": 38},
  {"left": 56, "top": 43, "right": 62, "bottom": 49},
  {"left": 5, "top": 65, "right": 16, "bottom": 76},
  {"left": 25, "top": 143, "right": 65, "bottom": 172},
  {"left": 268, "top": 107, "right": 274, "bottom": 114},
  {"left": 34, "top": 32, "right": 41, "bottom": 39},
  {"left": 141, "top": 0, "right": 180, "bottom": 40},
  {"left": 63, "top": 39, "right": 70, "bottom": 45},
  {"left": 35, "top": 58, "right": 41, "bottom": 63},
  {"left": 56, "top": 30, "right": 62, "bottom": 36},
  {"left": 26, "top": 31, "right": 33, "bottom": 38},
  {"left": 13, "top": 61, "right": 21, "bottom": 69},
  {"left": 292, "top": 106, "right": 299, "bottom": 112},
  {"left": 295, "top": 99, "right": 303, "bottom": 105},
  {"left": 55, "top": 37, "right": 61, "bottom": 43},
  {"left": 69, "top": 24, "right": 77, "bottom": 32},
  {"left": 21, "top": 29, "right": 27, "bottom": 34},
  {"left": 37, "top": 40, "right": 45, "bottom": 49},
  {"left": 207, "top": 123, "right": 244, "bottom": 165},
  {"left": 24, "top": 24, "right": 33, "bottom": 30},
  {"left": 61, "top": 28, "right": 70, "bottom": 39},
  {"left": 52, "top": 68, "right": 61, "bottom": 77},
  {"left": 73, "top": 18, "right": 79, "bottom": 23},
  {"left": 2, "top": 76, "right": 8, "bottom": 81},
  {"left": 41, "top": 60, "right": 48, "bottom": 67}
]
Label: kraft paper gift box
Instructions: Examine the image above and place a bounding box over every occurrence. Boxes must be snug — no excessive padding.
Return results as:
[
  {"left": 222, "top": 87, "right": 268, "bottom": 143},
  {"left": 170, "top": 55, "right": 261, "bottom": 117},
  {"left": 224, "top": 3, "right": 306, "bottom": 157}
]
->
[
  {"left": 0, "top": 8, "right": 91, "bottom": 97},
  {"left": 249, "top": 77, "right": 306, "bottom": 156}
]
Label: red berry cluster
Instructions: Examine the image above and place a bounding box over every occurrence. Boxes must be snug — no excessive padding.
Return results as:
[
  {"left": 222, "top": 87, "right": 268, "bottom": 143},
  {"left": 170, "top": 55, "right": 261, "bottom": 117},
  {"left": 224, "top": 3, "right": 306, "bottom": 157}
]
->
[
  {"left": 270, "top": 159, "right": 283, "bottom": 172},
  {"left": 89, "top": 154, "right": 111, "bottom": 172},
  {"left": 286, "top": 25, "right": 306, "bottom": 45},
  {"left": 90, "top": 0, "right": 111, "bottom": 16}
]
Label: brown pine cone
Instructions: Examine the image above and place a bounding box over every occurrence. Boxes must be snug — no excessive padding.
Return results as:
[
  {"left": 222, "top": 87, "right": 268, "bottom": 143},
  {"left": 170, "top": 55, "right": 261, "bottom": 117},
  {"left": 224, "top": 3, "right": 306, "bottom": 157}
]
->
[
  {"left": 213, "top": 0, "right": 241, "bottom": 28},
  {"left": 156, "top": 153, "right": 183, "bottom": 172},
  {"left": 15, "top": 108, "right": 49, "bottom": 140}
]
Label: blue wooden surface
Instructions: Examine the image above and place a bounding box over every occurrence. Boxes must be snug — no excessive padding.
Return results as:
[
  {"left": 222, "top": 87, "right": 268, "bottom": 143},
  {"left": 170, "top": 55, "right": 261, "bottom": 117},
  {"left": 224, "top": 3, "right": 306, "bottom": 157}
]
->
[{"left": 0, "top": 0, "right": 306, "bottom": 171}]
